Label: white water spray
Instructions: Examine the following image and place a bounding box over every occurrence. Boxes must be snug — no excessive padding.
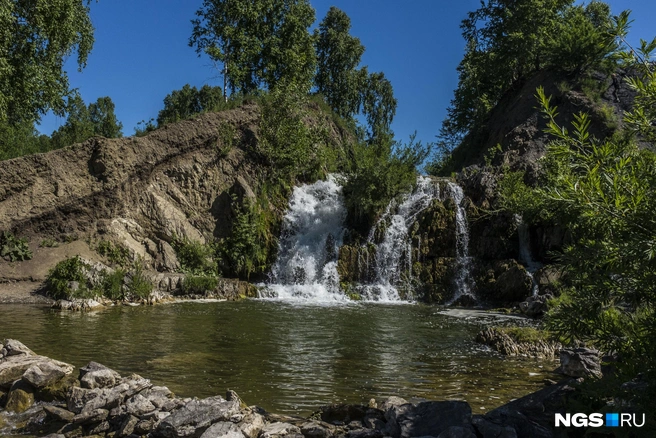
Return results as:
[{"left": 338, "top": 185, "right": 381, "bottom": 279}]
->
[
  {"left": 359, "top": 176, "right": 440, "bottom": 302},
  {"left": 262, "top": 175, "right": 347, "bottom": 302},
  {"left": 447, "top": 182, "right": 476, "bottom": 304}
]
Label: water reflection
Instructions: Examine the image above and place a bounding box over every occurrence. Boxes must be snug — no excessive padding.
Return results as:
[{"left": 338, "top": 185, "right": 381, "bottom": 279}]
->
[{"left": 0, "top": 301, "right": 556, "bottom": 415}]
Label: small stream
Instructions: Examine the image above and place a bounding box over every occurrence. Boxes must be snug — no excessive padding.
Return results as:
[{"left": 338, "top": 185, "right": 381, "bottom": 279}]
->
[{"left": 0, "top": 301, "right": 555, "bottom": 416}]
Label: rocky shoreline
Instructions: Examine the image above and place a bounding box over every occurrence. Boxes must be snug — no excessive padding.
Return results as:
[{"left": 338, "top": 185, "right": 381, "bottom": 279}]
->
[{"left": 0, "top": 339, "right": 593, "bottom": 438}]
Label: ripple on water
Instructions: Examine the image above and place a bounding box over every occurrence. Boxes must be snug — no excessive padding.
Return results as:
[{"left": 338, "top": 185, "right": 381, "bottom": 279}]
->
[{"left": 0, "top": 301, "right": 557, "bottom": 415}]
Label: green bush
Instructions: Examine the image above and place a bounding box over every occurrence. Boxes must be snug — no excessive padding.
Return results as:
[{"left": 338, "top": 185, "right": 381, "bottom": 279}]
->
[
  {"left": 46, "top": 256, "right": 93, "bottom": 300},
  {"left": 0, "top": 231, "right": 33, "bottom": 262},
  {"left": 96, "top": 240, "right": 131, "bottom": 267},
  {"left": 126, "top": 262, "right": 152, "bottom": 300},
  {"left": 182, "top": 275, "right": 219, "bottom": 295},
  {"left": 173, "top": 238, "right": 217, "bottom": 275},
  {"left": 100, "top": 268, "right": 126, "bottom": 301},
  {"left": 39, "top": 238, "right": 59, "bottom": 248}
]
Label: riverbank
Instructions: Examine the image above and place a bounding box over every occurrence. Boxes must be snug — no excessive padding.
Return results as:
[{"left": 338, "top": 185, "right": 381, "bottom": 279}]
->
[{"left": 0, "top": 339, "right": 578, "bottom": 438}]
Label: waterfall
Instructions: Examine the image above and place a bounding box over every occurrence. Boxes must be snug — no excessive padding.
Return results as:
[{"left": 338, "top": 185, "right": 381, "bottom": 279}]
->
[
  {"left": 447, "top": 182, "right": 476, "bottom": 304},
  {"left": 359, "top": 176, "right": 440, "bottom": 302},
  {"left": 515, "top": 214, "right": 541, "bottom": 296},
  {"left": 262, "top": 175, "right": 347, "bottom": 302}
]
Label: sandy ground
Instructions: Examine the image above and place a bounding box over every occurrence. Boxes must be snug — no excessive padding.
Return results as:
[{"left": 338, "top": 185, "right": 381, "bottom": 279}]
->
[{"left": 0, "top": 280, "right": 51, "bottom": 304}]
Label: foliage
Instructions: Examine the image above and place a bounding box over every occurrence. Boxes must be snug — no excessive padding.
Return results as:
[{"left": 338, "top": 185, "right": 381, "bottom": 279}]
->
[
  {"left": 156, "top": 84, "right": 224, "bottom": 126},
  {"left": 50, "top": 94, "right": 123, "bottom": 149},
  {"left": 0, "top": 120, "right": 51, "bottom": 161},
  {"left": 181, "top": 275, "right": 219, "bottom": 295},
  {"left": 314, "top": 7, "right": 365, "bottom": 119},
  {"left": 430, "top": 0, "right": 618, "bottom": 166},
  {"left": 190, "top": 0, "right": 317, "bottom": 94},
  {"left": 46, "top": 256, "right": 92, "bottom": 300},
  {"left": 0, "top": 0, "right": 94, "bottom": 124},
  {"left": 173, "top": 238, "right": 217, "bottom": 276},
  {"left": 96, "top": 240, "right": 131, "bottom": 267},
  {"left": 126, "top": 261, "right": 153, "bottom": 300},
  {"left": 218, "top": 197, "right": 272, "bottom": 280},
  {"left": 100, "top": 268, "right": 126, "bottom": 301},
  {"left": 134, "top": 118, "right": 156, "bottom": 137},
  {"left": 0, "top": 231, "right": 32, "bottom": 262},
  {"left": 342, "top": 134, "right": 427, "bottom": 235},
  {"left": 40, "top": 238, "right": 59, "bottom": 248}
]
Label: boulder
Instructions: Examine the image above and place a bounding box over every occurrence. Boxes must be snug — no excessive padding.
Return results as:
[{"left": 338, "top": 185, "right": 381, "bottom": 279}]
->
[
  {"left": 319, "top": 404, "right": 370, "bottom": 424},
  {"left": 300, "top": 421, "right": 333, "bottom": 438},
  {"left": 43, "top": 405, "right": 76, "bottom": 423},
  {"left": 558, "top": 348, "right": 602, "bottom": 378},
  {"left": 118, "top": 414, "right": 139, "bottom": 437},
  {"left": 72, "top": 408, "right": 109, "bottom": 425},
  {"left": 5, "top": 378, "right": 35, "bottom": 413},
  {"left": 239, "top": 412, "right": 266, "bottom": 438},
  {"left": 385, "top": 401, "right": 474, "bottom": 438},
  {"left": 125, "top": 393, "right": 157, "bottom": 416},
  {"left": 2, "top": 339, "right": 35, "bottom": 356},
  {"left": 200, "top": 421, "right": 246, "bottom": 438},
  {"left": 437, "top": 426, "right": 477, "bottom": 438},
  {"left": 22, "top": 360, "right": 71, "bottom": 388},
  {"left": 472, "top": 416, "right": 517, "bottom": 438},
  {"left": 259, "top": 422, "right": 303, "bottom": 438},
  {"left": 79, "top": 361, "right": 122, "bottom": 389},
  {"left": 519, "top": 294, "right": 551, "bottom": 317},
  {"left": 155, "top": 395, "right": 240, "bottom": 437},
  {"left": 36, "top": 372, "right": 79, "bottom": 402}
]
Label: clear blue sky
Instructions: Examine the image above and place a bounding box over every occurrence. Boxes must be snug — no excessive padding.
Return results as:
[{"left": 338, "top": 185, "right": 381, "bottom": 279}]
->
[{"left": 37, "top": 0, "right": 656, "bottom": 147}]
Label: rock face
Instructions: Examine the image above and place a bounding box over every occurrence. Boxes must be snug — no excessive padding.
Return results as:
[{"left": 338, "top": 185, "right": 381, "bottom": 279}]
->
[
  {"left": 476, "top": 327, "right": 561, "bottom": 359},
  {"left": 0, "top": 104, "right": 348, "bottom": 293},
  {"left": 558, "top": 348, "right": 602, "bottom": 378}
]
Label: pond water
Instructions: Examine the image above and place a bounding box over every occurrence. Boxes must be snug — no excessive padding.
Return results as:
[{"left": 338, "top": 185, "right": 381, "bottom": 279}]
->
[{"left": 0, "top": 300, "right": 556, "bottom": 416}]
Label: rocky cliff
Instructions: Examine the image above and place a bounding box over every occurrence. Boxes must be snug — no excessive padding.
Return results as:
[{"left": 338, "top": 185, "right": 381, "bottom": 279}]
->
[{"left": 0, "top": 102, "right": 347, "bottom": 296}]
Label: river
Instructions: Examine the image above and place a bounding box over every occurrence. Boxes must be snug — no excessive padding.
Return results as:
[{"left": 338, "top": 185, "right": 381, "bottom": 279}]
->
[{"left": 0, "top": 300, "right": 555, "bottom": 416}]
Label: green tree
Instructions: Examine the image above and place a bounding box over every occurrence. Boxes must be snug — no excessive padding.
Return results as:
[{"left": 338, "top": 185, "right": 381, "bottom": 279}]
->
[
  {"left": 0, "top": 0, "right": 95, "bottom": 124},
  {"left": 314, "top": 6, "right": 365, "bottom": 119},
  {"left": 360, "top": 69, "right": 397, "bottom": 140},
  {"left": 0, "top": 120, "right": 51, "bottom": 160},
  {"left": 156, "top": 84, "right": 223, "bottom": 126},
  {"left": 51, "top": 94, "right": 122, "bottom": 149},
  {"left": 190, "top": 0, "right": 317, "bottom": 94}
]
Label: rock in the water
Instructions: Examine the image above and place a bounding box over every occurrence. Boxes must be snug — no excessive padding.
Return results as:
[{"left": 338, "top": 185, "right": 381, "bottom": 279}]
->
[
  {"left": 519, "top": 294, "right": 551, "bottom": 317},
  {"left": 0, "top": 355, "right": 73, "bottom": 390},
  {"left": 2, "top": 339, "right": 35, "bottom": 356},
  {"left": 260, "top": 422, "right": 303, "bottom": 438},
  {"left": 386, "top": 401, "right": 474, "bottom": 438},
  {"left": 79, "top": 361, "right": 122, "bottom": 389},
  {"left": 239, "top": 412, "right": 266, "bottom": 438},
  {"left": 200, "top": 421, "right": 245, "bottom": 438},
  {"left": 320, "top": 404, "right": 369, "bottom": 424},
  {"left": 559, "top": 348, "right": 602, "bottom": 378},
  {"left": 22, "top": 361, "right": 71, "bottom": 388},
  {"left": 43, "top": 405, "right": 76, "bottom": 423},
  {"left": 300, "top": 421, "right": 333, "bottom": 438},
  {"left": 156, "top": 395, "right": 240, "bottom": 437},
  {"left": 5, "top": 379, "right": 35, "bottom": 413}
]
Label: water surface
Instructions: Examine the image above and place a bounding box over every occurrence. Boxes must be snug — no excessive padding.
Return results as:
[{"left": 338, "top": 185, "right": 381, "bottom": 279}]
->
[{"left": 0, "top": 301, "right": 555, "bottom": 415}]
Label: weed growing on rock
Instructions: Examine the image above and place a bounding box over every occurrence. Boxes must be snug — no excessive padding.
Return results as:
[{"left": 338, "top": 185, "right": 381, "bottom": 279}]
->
[
  {"left": 46, "top": 256, "right": 92, "bottom": 300},
  {"left": 0, "top": 231, "right": 33, "bottom": 262},
  {"left": 126, "top": 261, "right": 152, "bottom": 300},
  {"left": 181, "top": 275, "right": 219, "bottom": 295}
]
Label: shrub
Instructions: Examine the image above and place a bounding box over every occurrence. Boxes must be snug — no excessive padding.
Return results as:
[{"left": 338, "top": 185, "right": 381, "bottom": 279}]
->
[
  {"left": 96, "top": 240, "right": 131, "bottom": 267},
  {"left": 126, "top": 262, "right": 153, "bottom": 300},
  {"left": 0, "top": 231, "right": 33, "bottom": 262},
  {"left": 39, "top": 238, "right": 59, "bottom": 248},
  {"left": 46, "top": 256, "right": 93, "bottom": 300},
  {"left": 173, "top": 238, "right": 217, "bottom": 275},
  {"left": 101, "top": 268, "right": 126, "bottom": 301},
  {"left": 182, "top": 275, "right": 219, "bottom": 295}
]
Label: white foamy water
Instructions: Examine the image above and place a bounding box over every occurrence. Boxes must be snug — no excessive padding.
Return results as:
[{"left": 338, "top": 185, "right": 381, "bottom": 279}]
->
[
  {"left": 447, "top": 182, "right": 476, "bottom": 304},
  {"left": 359, "top": 176, "right": 440, "bottom": 302},
  {"left": 261, "top": 175, "right": 347, "bottom": 302}
]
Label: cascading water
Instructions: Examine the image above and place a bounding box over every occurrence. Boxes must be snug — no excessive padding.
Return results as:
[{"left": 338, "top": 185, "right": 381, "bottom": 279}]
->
[
  {"left": 359, "top": 176, "right": 440, "bottom": 301},
  {"left": 515, "top": 214, "right": 541, "bottom": 296},
  {"left": 262, "top": 175, "right": 347, "bottom": 302},
  {"left": 447, "top": 182, "right": 476, "bottom": 304}
]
